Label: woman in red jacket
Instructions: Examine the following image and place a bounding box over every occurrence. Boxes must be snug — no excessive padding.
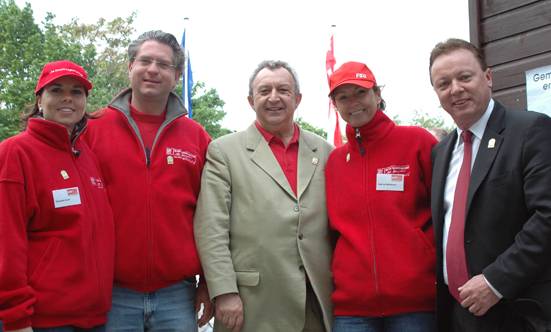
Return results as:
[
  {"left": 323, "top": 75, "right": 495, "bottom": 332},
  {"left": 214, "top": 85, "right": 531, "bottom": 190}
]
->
[
  {"left": 326, "top": 61, "right": 438, "bottom": 332},
  {"left": 0, "top": 61, "right": 115, "bottom": 332}
]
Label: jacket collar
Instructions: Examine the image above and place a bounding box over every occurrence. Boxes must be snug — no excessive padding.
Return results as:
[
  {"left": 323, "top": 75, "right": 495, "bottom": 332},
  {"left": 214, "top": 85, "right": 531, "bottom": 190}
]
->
[
  {"left": 108, "top": 88, "right": 188, "bottom": 122},
  {"left": 432, "top": 101, "right": 507, "bottom": 228},
  {"left": 345, "top": 109, "right": 395, "bottom": 151},
  {"left": 106, "top": 88, "right": 188, "bottom": 149},
  {"left": 245, "top": 122, "right": 319, "bottom": 199},
  {"left": 26, "top": 117, "right": 87, "bottom": 153}
]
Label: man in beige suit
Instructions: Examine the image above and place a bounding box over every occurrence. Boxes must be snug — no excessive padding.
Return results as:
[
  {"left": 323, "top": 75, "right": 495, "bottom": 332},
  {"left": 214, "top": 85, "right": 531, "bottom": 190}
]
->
[{"left": 194, "top": 60, "right": 334, "bottom": 332}]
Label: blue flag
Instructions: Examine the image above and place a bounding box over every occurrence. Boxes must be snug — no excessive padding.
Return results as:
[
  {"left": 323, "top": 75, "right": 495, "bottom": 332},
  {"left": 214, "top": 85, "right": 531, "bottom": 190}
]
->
[{"left": 181, "top": 29, "right": 194, "bottom": 119}]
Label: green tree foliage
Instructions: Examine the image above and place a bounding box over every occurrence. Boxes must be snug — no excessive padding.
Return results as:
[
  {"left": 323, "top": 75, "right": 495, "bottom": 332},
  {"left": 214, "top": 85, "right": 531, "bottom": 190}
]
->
[
  {"left": 0, "top": 0, "right": 135, "bottom": 141},
  {"left": 409, "top": 108, "right": 453, "bottom": 132},
  {"left": 174, "top": 81, "right": 233, "bottom": 139},
  {"left": 390, "top": 108, "right": 454, "bottom": 133},
  {"left": 0, "top": 0, "right": 43, "bottom": 139},
  {"left": 0, "top": 1, "right": 232, "bottom": 142},
  {"left": 295, "top": 117, "right": 327, "bottom": 139},
  {"left": 55, "top": 14, "right": 136, "bottom": 111}
]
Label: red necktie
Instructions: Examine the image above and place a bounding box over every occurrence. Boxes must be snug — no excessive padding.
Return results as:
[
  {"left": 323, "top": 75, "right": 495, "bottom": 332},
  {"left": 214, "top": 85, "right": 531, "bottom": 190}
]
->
[{"left": 447, "top": 130, "right": 472, "bottom": 303}]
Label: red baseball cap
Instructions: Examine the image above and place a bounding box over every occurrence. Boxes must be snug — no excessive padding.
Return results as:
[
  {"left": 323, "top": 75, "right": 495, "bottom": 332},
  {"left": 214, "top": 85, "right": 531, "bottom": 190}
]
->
[
  {"left": 328, "top": 61, "right": 376, "bottom": 96},
  {"left": 35, "top": 60, "right": 93, "bottom": 96}
]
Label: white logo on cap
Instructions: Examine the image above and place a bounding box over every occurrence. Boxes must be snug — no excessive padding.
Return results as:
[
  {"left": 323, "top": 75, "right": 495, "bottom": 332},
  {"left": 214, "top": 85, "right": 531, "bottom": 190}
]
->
[
  {"left": 49, "top": 68, "right": 85, "bottom": 77},
  {"left": 356, "top": 73, "right": 367, "bottom": 78}
]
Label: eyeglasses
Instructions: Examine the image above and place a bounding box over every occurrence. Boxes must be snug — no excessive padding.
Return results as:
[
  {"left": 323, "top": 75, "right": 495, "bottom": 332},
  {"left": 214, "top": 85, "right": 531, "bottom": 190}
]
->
[{"left": 133, "top": 57, "right": 177, "bottom": 71}]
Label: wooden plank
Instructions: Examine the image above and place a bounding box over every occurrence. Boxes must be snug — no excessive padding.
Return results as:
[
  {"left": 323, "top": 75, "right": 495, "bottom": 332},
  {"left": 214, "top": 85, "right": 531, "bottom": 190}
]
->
[
  {"left": 491, "top": 52, "right": 551, "bottom": 90},
  {"left": 481, "top": 1, "right": 551, "bottom": 43},
  {"left": 483, "top": 25, "right": 551, "bottom": 67},
  {"left": 492, "top": 86, "right": 527, "bottom": 110},
  {"left": 480, "top": 0, "right": 538, "bottom": 18},
  {"left": 470, "top": 0, "right": 481, "bottom": 48}
]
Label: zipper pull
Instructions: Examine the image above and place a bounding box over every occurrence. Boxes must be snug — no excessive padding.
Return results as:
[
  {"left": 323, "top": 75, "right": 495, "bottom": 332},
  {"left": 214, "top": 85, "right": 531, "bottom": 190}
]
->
[
  {"left": 146, "top": 146, "right": 151, "bottom": 165},
  {"left": 355, "top": 128, "right": 365, "bottom": 156}
]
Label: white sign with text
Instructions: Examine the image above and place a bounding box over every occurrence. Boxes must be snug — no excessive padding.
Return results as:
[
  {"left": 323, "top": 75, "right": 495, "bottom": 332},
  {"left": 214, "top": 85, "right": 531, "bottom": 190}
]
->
[{"left": 526, "top": 65, "right": 551, "bottom": 117}]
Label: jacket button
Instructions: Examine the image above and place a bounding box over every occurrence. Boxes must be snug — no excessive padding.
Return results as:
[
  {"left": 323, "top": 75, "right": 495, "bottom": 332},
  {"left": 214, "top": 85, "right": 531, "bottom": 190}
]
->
[
  {"left": 299, "top": 265, "right": 305, "bottom": 271},
  {"left": 298, "top": 234, "right": 304, "bottom": 240},
  {"left": 294, "top": 206, "right": 299, "bottom": 212}
]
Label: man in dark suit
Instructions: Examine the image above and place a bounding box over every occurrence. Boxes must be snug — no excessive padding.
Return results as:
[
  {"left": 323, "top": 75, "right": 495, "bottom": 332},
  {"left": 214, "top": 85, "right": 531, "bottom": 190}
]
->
[{"left": 429, "top": 38, "right": 551, "bottom": 332}]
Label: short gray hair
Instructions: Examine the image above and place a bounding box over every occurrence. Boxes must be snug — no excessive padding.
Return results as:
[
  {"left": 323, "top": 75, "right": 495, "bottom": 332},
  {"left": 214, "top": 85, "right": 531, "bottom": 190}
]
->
[
  {"left": 248, "top": 60, "right": 300, "bottom": 98},
  {"left": 428, "top": 127, "right": 449, "bottom": 141},
  {"left": 128, "top": 30, "right": 186, "bottom": 74}
]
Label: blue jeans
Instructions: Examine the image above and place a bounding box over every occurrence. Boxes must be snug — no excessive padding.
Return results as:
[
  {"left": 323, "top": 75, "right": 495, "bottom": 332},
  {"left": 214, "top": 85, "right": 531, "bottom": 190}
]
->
[
  {"left": 33, "top": 325, "right": 105, "bottom": 332},
  {"left": 106, "top": 278, "right": 197, "bottom": 332},
  {"left": 333, "top": 311, "right": 436, "bottom": 332}
]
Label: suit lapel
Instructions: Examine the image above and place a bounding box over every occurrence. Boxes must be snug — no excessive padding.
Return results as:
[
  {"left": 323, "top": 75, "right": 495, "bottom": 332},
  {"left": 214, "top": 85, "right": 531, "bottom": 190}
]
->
[
  {"left": 247, "top": 123, "right": 296, "bottom": 199},
  {"left": 466, "top": 103, "right": 506, "bottom": 217},
  {"left": 296, "top": 128, "right": 319, "bottom": 199}
]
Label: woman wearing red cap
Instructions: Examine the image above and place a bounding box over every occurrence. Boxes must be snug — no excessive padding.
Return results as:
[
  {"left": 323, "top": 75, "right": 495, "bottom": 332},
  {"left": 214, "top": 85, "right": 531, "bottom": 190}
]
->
[
  {"left": 325, "top": 61, "right": 438, "bottom": 332},
  {"left": 0, "top": 61, "right": 115, "bottom": 332}
]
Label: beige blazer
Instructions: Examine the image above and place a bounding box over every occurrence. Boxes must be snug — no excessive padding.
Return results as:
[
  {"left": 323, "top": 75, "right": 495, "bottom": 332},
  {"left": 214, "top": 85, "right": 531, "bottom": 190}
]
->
[{"left": 194, "top": 123, "right": 334, "bottom": 332}]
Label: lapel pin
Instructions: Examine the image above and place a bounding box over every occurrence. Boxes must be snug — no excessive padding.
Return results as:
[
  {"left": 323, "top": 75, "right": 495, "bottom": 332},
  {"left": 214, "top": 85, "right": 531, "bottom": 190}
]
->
[
  {"left": 312, "top": 158, "right": 318, "bottom": 165},
  {"left": 346, "top": 153, "right": 350, "bottom": 162},
  {"left": 488, "top": 138, "right": 496, "bottom": 149},
  {"left": 167, "top": 156, "right": 174, "bottom": 165},
  {"left": 61, "top": 170, "right": 69, "bottom": 180}
]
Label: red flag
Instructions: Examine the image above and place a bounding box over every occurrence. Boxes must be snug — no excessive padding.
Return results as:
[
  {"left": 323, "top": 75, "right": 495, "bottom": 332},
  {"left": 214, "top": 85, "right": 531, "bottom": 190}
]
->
[
  {"left": 326, "top": 35, "right": 343, "bottom": 147},
  {"left": 326, "top": 36, "right": 336, "bottom": 84}
]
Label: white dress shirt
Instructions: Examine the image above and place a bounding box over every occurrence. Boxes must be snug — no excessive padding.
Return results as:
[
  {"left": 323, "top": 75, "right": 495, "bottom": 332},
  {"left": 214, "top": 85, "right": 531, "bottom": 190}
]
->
[{"left": 442, "top": 99, "right": 502, "bottom": 298}]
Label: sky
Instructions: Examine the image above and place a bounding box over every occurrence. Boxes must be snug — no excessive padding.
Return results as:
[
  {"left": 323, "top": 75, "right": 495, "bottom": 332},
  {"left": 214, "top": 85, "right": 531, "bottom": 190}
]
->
[{"left": 16, "top": 0, "right": 469, "bottom": 133}]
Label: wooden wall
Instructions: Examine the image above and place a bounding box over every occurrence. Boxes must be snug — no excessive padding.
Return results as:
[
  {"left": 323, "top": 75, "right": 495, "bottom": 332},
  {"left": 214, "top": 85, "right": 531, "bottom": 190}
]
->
[{"left": 469, "top": 0, "right": 551, "bottom": 110}]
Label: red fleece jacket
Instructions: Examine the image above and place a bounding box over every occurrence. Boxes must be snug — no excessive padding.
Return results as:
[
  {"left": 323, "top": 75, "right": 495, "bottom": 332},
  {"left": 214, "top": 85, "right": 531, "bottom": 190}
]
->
[
  {"left": 0, "top": 118, "right": 115, "bottom": 330},
  {"left": 326, "top": 110, "right": 437, "bottom": 317},
  {"left": 83, "top": 89, "right": 211, "bottom": 292}
]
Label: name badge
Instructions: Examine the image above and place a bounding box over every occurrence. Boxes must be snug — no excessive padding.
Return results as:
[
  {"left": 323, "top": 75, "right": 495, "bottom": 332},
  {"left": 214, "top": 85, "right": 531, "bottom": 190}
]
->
[
  {"left": 376, "top": 174, "right": 404, "bottom": 191},
  {"left": 53, "top": 187, "right": 81, "bottom": 208}
]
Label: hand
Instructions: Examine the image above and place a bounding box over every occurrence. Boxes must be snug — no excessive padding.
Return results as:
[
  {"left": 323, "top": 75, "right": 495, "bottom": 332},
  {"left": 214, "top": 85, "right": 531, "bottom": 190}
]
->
[
  {"left": 215, "top": 293, "right": 243, "bottom": 332},
  {"left": 459, "top": 274, "right": 500, "bottom": 316},
  {"left": 196, "top": 284, "right": 214, "bottom": 327},
  {"left": 8, "top": 328, "right": 33, "bottom": 332}
]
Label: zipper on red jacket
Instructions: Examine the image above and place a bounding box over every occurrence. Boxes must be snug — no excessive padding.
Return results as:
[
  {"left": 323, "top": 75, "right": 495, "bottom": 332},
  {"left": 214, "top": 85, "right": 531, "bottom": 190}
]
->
[
  {"left": 70, "top": 138, "right": 105, "bottom": 321},
  {"left": 70, "top": 124, "right": 84, "bottom": 156},
  {"left": 355, "top": 128, "right": 365, "bottom": 156},
  {"left": 145, "top": 146, "right": 151, "bottom": 165},
  {"left": 370, "top": 223, "right": 385, "bottom": 316},
  {"left": 359, "top": 135, "right": 385, "bottom": 316}
]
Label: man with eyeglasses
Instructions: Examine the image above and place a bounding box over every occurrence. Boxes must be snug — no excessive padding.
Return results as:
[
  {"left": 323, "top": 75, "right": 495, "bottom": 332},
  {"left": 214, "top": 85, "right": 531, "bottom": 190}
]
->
[{"left": 83, "top": 30, "right": 214, "bottom": 331}]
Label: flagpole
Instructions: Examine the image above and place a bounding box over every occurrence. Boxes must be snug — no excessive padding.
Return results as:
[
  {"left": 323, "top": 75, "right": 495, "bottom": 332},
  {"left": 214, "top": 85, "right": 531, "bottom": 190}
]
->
[
  {"left": 182, "top": 18, "right": 189, "bottom": 116},
  {"left": 182, "top": 17, "right": 194, "bottom": 119}
]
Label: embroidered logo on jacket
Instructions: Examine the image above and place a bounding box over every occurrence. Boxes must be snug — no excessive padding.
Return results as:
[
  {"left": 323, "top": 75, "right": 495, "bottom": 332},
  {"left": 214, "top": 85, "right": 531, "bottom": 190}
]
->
[
  {"left": 90, "top": 177, "right": 104, "bottom": 189},
  {"left": 377, "top": 165, "right": 410, "bottom": 176},
  {"left": 166, "top": 148, "right": 197, "bottom": 164}
]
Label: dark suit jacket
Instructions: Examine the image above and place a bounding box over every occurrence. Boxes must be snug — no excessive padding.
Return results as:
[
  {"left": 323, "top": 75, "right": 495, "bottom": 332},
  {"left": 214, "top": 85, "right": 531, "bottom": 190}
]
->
[{"left": 431, "top": 101, "right": 551, "bottom": 331}]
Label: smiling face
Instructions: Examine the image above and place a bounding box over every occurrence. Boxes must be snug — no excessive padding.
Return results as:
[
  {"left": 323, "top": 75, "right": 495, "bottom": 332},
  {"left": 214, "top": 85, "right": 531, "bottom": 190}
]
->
[
  {"left": 247, "top": 67, "right": 302, "bottom": 134},
  {"left": 430, "top": 48, "right": 493, "bottom": 130},
  {"left": 37, "top": 76, "right": 87, "bottom": 133},
  {"left": 128, "top": 40, "right": 181, "bottom": 113},
  {"left": 333, "top": 84, "right": 381, "bottom": 128}
]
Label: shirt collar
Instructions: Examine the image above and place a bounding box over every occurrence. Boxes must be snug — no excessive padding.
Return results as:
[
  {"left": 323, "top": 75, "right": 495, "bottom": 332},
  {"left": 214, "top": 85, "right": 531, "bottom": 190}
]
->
[
  {"left": 455, "top": 98, "right": 494, "bottom": 146},
  {"left": 255, "top": 121, "right": 300, "bottom": 145}
]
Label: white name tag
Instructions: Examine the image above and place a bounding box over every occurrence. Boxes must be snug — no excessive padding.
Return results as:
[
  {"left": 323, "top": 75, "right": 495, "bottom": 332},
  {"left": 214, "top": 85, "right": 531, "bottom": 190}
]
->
[
  {"left": 53, "top": 187, "right": 81, "bottom": 208},
  {"left": 376, "top": 174, "right": 404, "bottom": 191}
]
